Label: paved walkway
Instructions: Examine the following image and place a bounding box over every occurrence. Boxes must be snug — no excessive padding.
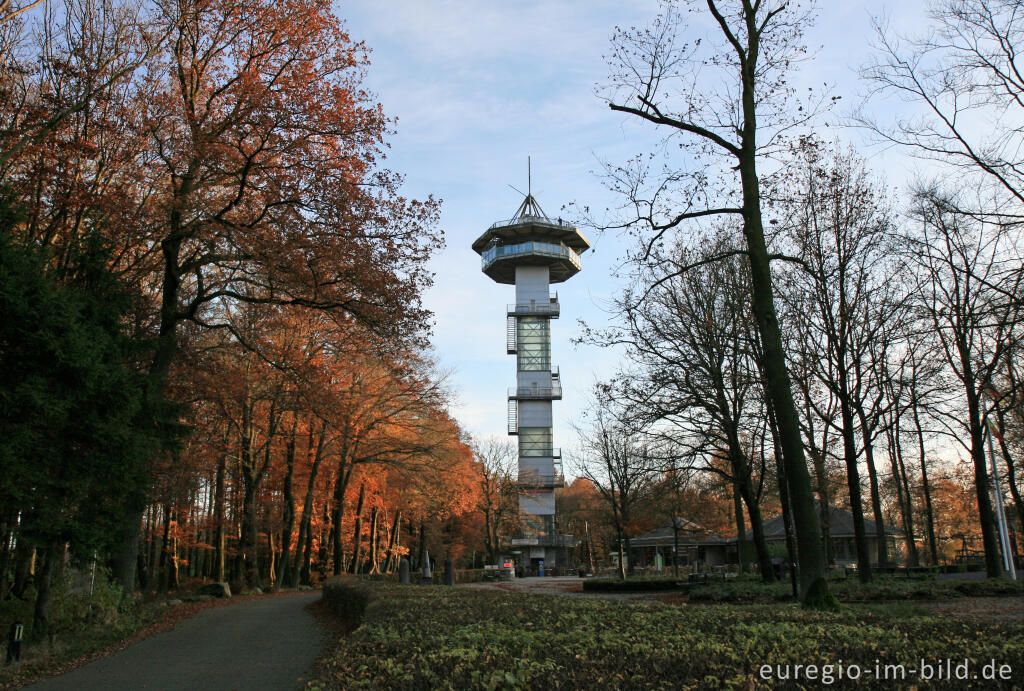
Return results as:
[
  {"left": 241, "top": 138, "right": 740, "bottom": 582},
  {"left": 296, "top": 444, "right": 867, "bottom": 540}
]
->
[{"left": 31, "top": 592, "right": 323, "bottom": 691}]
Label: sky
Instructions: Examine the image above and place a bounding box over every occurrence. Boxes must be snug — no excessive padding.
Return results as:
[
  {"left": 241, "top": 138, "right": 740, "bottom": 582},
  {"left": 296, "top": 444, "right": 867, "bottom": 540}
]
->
[{"left": 339, "top": 0, "right": 932, "bottom": 454}]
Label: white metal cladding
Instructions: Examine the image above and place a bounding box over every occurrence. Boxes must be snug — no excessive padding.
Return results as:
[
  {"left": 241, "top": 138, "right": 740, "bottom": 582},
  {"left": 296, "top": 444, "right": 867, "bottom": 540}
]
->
[
  {"left": 517, "top": 400, "right": 552, "bottom": 427},
  {"left": 519, "top": 491, "right": 555, "bottom": 515},
  {"left": 519, "top": 456, "right": 554, "bottom": 476},
  {"left": 516, "top": 370, "right": 551, "bottom": 389},
  {"left": 515, "top": 265, "right": 550, "bottom": 304}
]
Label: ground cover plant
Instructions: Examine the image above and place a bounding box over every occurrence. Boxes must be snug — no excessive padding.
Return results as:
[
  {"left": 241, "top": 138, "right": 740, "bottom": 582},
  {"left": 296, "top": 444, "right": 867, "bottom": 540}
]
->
[
  {"left": 686, "top": 575, "right": 1024, "bottom": 604},
  {"left": 583, "top": 572, "right": 1024, "bottom": 602},
  {"left": 313, "top": 582, "right": 1024, "bottom": 689}
]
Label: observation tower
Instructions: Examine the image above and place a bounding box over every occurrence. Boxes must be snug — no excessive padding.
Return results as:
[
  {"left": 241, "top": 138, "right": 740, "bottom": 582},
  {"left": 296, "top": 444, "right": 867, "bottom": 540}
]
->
[{"left": 472, "top": 183, "right": 589, "bottom": 572}]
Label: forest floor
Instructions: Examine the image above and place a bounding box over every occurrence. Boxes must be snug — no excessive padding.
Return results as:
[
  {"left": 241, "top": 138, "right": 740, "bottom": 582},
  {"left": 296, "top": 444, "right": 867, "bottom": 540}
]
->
[{"left": 19, "top": 591, "right": 322, "bottom": 691}]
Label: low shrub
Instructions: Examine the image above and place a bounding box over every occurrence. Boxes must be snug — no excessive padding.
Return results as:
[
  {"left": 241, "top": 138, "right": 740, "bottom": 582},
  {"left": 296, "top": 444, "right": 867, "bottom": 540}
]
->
[{"left": 322, "top": 576, "right": 372, "bottom": 626}]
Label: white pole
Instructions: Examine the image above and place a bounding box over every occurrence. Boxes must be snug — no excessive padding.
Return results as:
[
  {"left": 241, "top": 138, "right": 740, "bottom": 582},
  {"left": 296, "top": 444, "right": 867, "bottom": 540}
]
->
[{"left": 986, "top": 423, "right": 1017, "bottom": 579}]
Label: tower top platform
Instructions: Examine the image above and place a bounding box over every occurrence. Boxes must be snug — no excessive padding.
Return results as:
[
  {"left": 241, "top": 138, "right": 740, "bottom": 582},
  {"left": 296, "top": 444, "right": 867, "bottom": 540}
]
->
[
  {"left": 472, "top": 194, "right": 590, "bottom": 284},
  {"left": 471, "top": 194, "right": 591, "bottom": 255}
]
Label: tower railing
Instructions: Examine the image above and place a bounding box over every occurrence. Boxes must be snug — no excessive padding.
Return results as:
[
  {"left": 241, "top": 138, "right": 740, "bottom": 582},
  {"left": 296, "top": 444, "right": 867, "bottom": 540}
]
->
[
  {"left": 518, "top": 459, "right": 565, "bottom": 489},
  {"left": 508, "top": 379, "right": 562, "bottom": 400},
  {"left": 507, "top": 293, "right": 559, "bottom": 317},
  {"left": 520, "top": 446, "right": 561, "bottom": 459},
  {"left": 518, "top": 474, "right": 565, "bottom": 489},
  {"left": 481, "top": 241, "right": 582, "bottom": 272},
  {"left": 487, "top": 214, "right": 576, "bottom": 231}
]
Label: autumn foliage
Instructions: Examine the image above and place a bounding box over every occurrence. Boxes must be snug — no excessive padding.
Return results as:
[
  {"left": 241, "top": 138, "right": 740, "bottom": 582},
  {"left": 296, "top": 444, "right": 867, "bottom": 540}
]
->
[{"left": 0, "top": 0, "right": 478, "bottom": 621}]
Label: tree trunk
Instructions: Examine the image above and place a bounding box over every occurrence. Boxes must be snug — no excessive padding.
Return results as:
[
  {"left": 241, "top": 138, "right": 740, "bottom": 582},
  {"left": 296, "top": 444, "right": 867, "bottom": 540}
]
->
[
  {"left": 158, "top": 504, "right": 172, "bottom": 593},
  {"left": 415, "top": 523, "right": 426, "bottom": 571},
  {"left": 840, "top": 396, "right": 872, "bottom": 581},
  {"left": 766, "top": 398, "right": 799, "bottom": 600},
  {"left": 382, "top": 510, "right": 401, "bottom": 574},
  {"left": 214, "top": 436, "right": 227, "bottom": 583},
  {"left": 809, "top": 447, "right": 834, "bottom": 565},
  {"left": 858, "top": 412, "right": 889, "bottom": 566},
  {"left": 967, "top": 389, "right": 1003, "bottom": 577},
  {"left": 278, "top": 420, "right": 298, "bottom": 589},
  {"left": 733, "top": 481, "right": 747, "bottom": 575},
  {"left": 737, "top": 136, "right": 829, "bottom": 603},
  {"left": 889, "top": 416, "right": 920, "bottom": 567},
  {"left": 31, "top": 542, "right": 59, "bottom": 640},
  {"left": 368, "top": 507, "right": 380, "bottom": 575},
  {"left": 12, "top": 538, "right": 33, "bottom": 599},
  {"left": 912, "top": 398, "right": 940, "bottom": 564},
  {"left": 739, "top": 482, "right": 774, "bottom": 582},
  {"left": 331, "top": 461, "right": 353, "bottom": 576},
  {"left": 348, "top": 483, "right": 367, "bottom": 574},
  {"left": 995, "top": 406, "right": 1024, "bottom": 555},
  {"left": 291, "top": 418, "right": 326, "bottom": 587}
]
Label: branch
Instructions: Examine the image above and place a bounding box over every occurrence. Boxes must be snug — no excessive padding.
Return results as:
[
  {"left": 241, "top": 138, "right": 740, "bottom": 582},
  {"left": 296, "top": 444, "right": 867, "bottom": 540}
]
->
[{"left": 608, "top": 101, "right": 742, "bottom": 158}]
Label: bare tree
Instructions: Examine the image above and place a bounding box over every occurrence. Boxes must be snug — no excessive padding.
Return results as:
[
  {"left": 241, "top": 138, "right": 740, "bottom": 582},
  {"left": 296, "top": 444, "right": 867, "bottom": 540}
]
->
[
  {"left": 775, "top": 140, "right": 907, "bottom": 578},
  {"left": 909, "top": 189, "right": 1022, "bottom": 577},
  {"left": 599, "top": 0, "right": 835, "bottom": 605},
  {"left": 859, "top": 0, "right": 1024, "bottom": 212},
  {"left": 590, "top": 234, "right": 776, "bottom": 580},
  {"left": 573, "top": 388, "right": 659, "bottom": 580},
  {"left": 472, "top": 437, "right": 519, "bottom": 564}
]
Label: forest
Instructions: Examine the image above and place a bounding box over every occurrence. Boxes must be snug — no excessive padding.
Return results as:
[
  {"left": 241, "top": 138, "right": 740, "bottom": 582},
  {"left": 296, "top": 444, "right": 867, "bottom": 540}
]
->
[{"left": 0, "top": 0, "right": 1021, "bottom": 647}]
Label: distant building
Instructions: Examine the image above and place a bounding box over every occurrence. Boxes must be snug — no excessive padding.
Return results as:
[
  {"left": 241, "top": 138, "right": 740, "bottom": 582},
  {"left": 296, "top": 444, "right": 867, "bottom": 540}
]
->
[
  {"left": 627, "top": 518, "right": 733, "bottom": 570},
  {"left": 626, "top": 507, "right": 903, "bottom": 571},
  {"left": 748, "top": 505, "right": 903, "bottom": 567}
]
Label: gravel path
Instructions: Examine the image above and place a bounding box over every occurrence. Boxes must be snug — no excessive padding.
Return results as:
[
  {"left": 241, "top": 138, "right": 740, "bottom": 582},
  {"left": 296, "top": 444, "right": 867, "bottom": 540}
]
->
[{"left": 29, "top": 592, "right": 323, "bottom": 691}]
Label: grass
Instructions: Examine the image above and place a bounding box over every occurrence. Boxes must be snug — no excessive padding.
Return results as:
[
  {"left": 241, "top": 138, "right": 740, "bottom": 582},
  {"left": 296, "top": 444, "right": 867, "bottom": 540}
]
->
[{"left": 313, "top": 581, "right": 1024, "bottom": 689}]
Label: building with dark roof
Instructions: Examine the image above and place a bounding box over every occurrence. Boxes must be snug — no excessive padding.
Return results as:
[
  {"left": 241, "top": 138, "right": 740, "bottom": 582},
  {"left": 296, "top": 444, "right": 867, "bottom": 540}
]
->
[
  {"left": 625, "top": 506, "right": 904, "bottom": 572},
  {"left": 747, "top": 505, "right": 903, "bottom": 567}
]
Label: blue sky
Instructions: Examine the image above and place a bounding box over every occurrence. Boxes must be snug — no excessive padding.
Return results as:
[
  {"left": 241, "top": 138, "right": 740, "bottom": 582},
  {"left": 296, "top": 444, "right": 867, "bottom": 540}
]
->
[{"left": 339, "top": 0, "right": 931, "bottom": 449}]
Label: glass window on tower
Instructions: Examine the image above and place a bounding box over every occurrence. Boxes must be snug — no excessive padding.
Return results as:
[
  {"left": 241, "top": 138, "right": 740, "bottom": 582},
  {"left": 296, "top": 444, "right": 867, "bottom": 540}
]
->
[
  {"left": 516, "top": 316, "right": 550, "bottom": 371},
  {"left": 519, "top": 427, "right": 553, "bottom": 456}
]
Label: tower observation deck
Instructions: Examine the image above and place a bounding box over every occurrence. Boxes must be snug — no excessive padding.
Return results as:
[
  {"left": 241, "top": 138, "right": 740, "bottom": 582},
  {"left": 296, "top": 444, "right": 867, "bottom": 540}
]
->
[{"left": 472, "top": 191, "right": 589, "bottom": 572}]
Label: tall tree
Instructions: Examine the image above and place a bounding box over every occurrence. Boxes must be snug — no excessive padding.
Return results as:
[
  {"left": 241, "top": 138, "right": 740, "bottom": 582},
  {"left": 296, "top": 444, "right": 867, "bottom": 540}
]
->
[
  {"left": 909, "top": 189, "right": 1022, "bottom": 577},
  {"left": 593, "top": 235, "right": 775, "bottom": 581},
  {"left": 775, "top": 141, "right": 905, "bottom": 578},
  {"left": 601, "top": 0, "right": 834, "bottom": 605},
  {"left": 0, "top": 205, "right": 167, "bottom": 633}
]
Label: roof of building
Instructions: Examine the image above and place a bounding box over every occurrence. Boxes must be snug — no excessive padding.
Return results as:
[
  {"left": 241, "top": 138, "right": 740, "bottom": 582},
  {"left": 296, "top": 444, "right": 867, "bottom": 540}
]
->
[
  {"left": 629, "top": 518, "right": 729, "bottom": 547},
  {"left": 745, "top": 505, "right": 903, "bottom": 541}
]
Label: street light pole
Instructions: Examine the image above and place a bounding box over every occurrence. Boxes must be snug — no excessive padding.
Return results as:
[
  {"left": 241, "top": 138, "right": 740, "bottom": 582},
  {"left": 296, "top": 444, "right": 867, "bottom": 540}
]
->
[{"left": 986, "top": 422, "right": 1017, "bottom": 579}]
